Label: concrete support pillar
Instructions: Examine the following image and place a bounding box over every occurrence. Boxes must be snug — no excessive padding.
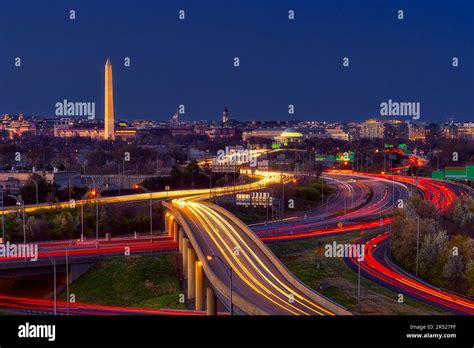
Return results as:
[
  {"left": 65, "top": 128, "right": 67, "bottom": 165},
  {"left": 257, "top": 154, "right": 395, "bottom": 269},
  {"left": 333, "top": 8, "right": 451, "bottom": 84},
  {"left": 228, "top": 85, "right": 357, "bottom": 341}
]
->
[
  {"left": 206, "top": 287, "right": 217, "bottom": 315},
  {"left": 168, "top": 216, "right": 174, "bottom": 237},
  {"left": 195, "top": 260, "right": 203, "bottom": 311},
  {"left": 178, "top": 229, "right": 183, "bottom": 253},
  {"left": 187, "top": 248, "right": 196, "bottom": 299},
  {"left": 173, "top": 222, "right": 179, "bottom": 243},
  {"left": 182, "top": 238, "right": 189, "bottom": 279},
  {"left": 165, "top": 213, "right": 170, "bottom": 234}
]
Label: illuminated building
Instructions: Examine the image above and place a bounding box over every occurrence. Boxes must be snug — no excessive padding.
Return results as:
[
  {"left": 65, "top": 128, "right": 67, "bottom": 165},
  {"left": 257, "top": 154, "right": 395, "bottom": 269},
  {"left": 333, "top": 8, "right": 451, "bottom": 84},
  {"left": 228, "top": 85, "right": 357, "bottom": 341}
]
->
[
  {"left": 407, "top": 122, "right": 426, "bottom": 141},
  {"left": 326, "top": 127, "right": 350, "bottom": 141},
  {"left": 242, "top": 129, "right": 285, "bottom": 141},
  {"left": 360, "top": 119, "right": 385, "bottom": 139},
  {"left": 0, "top": 114, "right": 37, "bottom": 139},
  {"left": 457, "top": 122, "right": 474, "bottom": 140}
]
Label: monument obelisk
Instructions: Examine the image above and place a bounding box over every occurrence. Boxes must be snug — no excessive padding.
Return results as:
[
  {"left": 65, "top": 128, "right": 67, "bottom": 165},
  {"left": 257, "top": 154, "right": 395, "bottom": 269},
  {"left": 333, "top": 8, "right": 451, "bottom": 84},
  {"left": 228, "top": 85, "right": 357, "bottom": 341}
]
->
[{"left": 104, "top": 58, "right": 115, "bottom": 140}]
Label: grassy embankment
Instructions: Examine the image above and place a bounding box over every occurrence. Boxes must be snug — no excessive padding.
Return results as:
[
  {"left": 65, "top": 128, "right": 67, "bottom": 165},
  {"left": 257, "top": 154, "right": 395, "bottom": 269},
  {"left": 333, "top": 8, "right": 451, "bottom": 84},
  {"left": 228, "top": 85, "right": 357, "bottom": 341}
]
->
[
  {"left": 60, "top": 253, "right": 185, "bottom": 309},
  {"left": 269, "top": 231, "right": 447, "bottom": 315}
]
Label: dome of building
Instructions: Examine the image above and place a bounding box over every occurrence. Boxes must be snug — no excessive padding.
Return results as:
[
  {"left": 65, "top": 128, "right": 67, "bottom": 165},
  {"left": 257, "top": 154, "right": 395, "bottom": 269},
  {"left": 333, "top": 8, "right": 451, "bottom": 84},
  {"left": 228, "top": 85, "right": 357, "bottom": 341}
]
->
[{"left": 281, "top": 128, "right": 303, "bottom": 138}]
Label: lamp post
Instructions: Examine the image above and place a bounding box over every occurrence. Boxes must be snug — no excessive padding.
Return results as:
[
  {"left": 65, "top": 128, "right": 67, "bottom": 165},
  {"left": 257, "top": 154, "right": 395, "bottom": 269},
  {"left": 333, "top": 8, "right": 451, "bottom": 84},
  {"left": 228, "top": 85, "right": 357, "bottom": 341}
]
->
[
  {"left": 53, "top": 257, "right": 57, "bottom": 315},
  {"left": 264, "top": 187, "right": 274, "bottom": 225},
  {"left": 379, "top": 212, "right": 392, "bottom": 256},
  {"left": 1, "top": 190, "right": 5, "bottom": 243},
  {"left": 78, "top": 190, "right": 93, "bottom": 242},
  {"left": 9, "top": 195, "right": 26, "bottom": 246},
  {"left": 133, "top": 184, "right": 153, "bottom": 242},
  {"left": 95, "top": 191, "right": 99, "bottom": 247},
  {"left": 80, "top": 203, "right": 84, "bottom": 241},
  {"left": 280, "top": 174, "right": 285, "bottom": 219},
  {"left": 68, "top": 173, "right": 81, "bottom": 202},
  {"left": 29, "top": 178, "right": 39, "bottom": 207},
  {"left": 88, "top": 187, "right": 101, "bottom": 248},
  {"left": 209, "top": 170, "right": 212, "bottom": 202},
  {"left": 207, "top": 255, "right": 233, "bottom": 315},
  {"left": 357, "top": 258, "right": 361, "bottom": 312},
  {"left": 321, "top": 177, "right": 324, "bottom": 204},
  {"left": 48, "top": 256, "right": 57, "bottom": 315},
  {"left": 415, "top": 216, "right": 420, "bottom": 276},
  {"left": 66, "top": 247, "right": 70, "bottom": 315}
]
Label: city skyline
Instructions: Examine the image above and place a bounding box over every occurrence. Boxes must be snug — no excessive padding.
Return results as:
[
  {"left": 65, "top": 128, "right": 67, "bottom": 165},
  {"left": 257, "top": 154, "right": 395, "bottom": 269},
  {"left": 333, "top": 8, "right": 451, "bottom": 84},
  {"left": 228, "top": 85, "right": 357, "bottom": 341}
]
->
[{"left": 0, "top": 0, "right": 472, "bottom": 122}]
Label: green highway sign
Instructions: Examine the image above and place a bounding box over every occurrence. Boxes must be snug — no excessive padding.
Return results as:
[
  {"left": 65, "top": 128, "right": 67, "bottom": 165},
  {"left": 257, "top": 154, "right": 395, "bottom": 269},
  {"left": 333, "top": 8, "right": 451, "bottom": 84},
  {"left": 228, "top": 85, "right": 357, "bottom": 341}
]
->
[
  {"left": 335, "top": 152, "right": 355, "bottom": 162},
  {"left": 271, "top": 143, "right": 281, "bottom": 149}
]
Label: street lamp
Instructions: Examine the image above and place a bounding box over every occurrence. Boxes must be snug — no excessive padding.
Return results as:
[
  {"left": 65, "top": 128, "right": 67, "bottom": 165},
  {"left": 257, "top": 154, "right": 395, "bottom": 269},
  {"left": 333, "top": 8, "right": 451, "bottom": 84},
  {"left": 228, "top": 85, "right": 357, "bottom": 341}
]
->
[
  {"left": 133, "top": 184, "right": 154, "bottom": 241},
  {"left": 280, "top": 174, "right": 285, "bottom": 220},
  {"left": 207, "top": 255, "right": 233, "bottom": 315},
  {"left": 415, "top": 216, "right": 420, "bottom": 276},
  {"left": 68, "top": 173, "right": 81, "bottom": 202},
  {"left": 0, "top": 189, "right": 5, "bottom": 243},
  {"left": 379, "top": 212, "right": 392, "bottom": 257},
  {"left": 48, "top": 256, "right": 57, "bottom": 315},
  {"left": 88, "top": 187, "right": 101, "bottom": 248},
  {"left": 357, "top": 256, "right": 361, "bottom": 312},
  {"left": 65, "top": 247, "right": 70, "bottom": 315},
  {"left": 29, "top": 178, "right": 39, "bottom": 207},
  {"left": 9, "top": 195, "right": 26, "bottom": 247}
]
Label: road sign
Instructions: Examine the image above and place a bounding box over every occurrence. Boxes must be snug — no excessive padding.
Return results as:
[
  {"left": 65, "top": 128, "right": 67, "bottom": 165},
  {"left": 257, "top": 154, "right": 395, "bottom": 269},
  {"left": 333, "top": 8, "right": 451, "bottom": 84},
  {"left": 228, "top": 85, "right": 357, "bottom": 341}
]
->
[
  {"left": 335, "top": 152, "right": 355, "bottom": 162},
  {"left": 315, "top": 155, "right": 335, "bottom": 162},
  {"left": 271, "top": 143, "right": 281, "bottom": 149},
  {"left": 236, "top": 191, "right": 272, "bottom": 208}
]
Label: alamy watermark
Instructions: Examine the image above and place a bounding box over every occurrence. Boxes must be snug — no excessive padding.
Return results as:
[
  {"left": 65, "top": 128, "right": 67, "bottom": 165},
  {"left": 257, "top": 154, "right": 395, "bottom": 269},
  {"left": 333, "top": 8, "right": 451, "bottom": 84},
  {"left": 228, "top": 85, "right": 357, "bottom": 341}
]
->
[
  {"left": 18, "top": 322, "right": 55, "bottom": 341},
  {"left": 216, "top": 147, "right": 258, "bottom": 167},
  {"left": 55, "top": 99, "right": 95, "bottom": 119},
  {"left": 0, "top": 242, "right": 38, "bottom": 261},
  {"left": 380, "top": 99, "right": 420, "bottom": 120},
  {"left": 324, "top": 241, "right": 365, "bottom": 262}
]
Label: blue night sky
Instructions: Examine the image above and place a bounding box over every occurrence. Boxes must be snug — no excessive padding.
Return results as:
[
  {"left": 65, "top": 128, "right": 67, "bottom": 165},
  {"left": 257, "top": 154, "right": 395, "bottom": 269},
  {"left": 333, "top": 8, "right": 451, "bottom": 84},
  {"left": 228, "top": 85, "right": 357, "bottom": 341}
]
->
[{"left": 0, "top": 0, "right": 473, "bottom": 122}]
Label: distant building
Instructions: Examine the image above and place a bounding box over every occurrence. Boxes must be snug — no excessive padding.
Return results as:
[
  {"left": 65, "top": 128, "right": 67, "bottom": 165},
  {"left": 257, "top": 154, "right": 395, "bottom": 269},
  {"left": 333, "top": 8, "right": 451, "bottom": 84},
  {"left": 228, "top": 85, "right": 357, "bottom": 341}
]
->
[
  {"left": 188, "top": 147, "right": 210, "bottom": 161},
  {"left": 360, "top": 119, "right": 385, "bottom": 139},
  {"left": 222, "top": 106, "right": 230, "bottom": 124},
  {"left": 54, "top": 123, "right": 136, "bottom": 139},
  {"left": 383, "top": 120, "right": 409, "bottom": 140},
  {"left": 0, "top": 114, "right": 37, "bottom": 139},
  {"left": 0, "top": 171, "right": 82, "bottom": 191},
  {"left": 425, "top": 122, "right": 441, "bottom": 141},
  {"left": 207, "top": 127, "right": 242, "bottom": 139},
  {"left": 54, "top": 124, "right": 103, "bottom": 138},
  {"left": 408, "top": 122, "right": 426, "bottom": 141},
  {"left": 277, "top": 128, "right": 304, "bottom": 143},
  {"left": 242, "top": 129, "right": 286, "bottom": 141},
  {"left": 171, "top": 126, "right": 194, "bottom": 136},
  {"left": 326, "top": 127, "right": 350, "bottom": 141},
  {"left": 170, "top": 110, "right": 179, "bottom": 123},
  {"left": 441, "top": 122, "right": 458, "bottom": 139},
  {"left": 457, "top": 122, "right": 474, "bottom": 140},
  {"left": 137, "top": 127, "right": 172, "bottom": 138}
]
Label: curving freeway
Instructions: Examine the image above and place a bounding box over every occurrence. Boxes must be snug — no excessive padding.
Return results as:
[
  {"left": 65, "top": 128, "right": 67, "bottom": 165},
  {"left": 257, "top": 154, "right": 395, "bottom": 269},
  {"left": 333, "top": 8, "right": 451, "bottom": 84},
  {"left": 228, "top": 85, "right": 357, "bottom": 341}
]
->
[
  {"left": 0, "top": 168, "right": 471, "bottom": 315},
  {"left": 345, "top": 174, "right": 473, "bottom": 314},
  {"left": 166, "top": 198, "right": 350, "bottom": 315}
]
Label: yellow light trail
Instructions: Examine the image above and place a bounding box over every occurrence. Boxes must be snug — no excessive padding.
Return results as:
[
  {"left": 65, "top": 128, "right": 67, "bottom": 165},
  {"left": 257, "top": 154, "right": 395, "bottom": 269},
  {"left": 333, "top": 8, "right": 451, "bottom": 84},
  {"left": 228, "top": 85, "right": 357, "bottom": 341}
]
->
[
  {"left": 185, "top": 201, "right": 334, "bottom": 315},
  {"left": 3, "top": 171, "right": 293, "bottom": 215}
]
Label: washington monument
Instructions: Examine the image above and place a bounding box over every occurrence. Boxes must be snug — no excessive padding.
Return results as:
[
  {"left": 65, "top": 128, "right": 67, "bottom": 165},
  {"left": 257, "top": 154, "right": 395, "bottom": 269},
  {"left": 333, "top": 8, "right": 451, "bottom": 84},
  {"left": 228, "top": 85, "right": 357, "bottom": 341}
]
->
[{"left": 104, "top": 58, "right": 115, "bottom": 140}]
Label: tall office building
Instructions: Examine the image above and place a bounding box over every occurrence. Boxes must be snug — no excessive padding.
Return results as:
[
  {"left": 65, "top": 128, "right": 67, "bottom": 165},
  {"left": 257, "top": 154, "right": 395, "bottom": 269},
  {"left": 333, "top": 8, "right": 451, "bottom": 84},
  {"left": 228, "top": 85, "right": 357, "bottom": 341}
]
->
[{"left": 104, "top": 58, "right": 115, "bottom": 140}]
